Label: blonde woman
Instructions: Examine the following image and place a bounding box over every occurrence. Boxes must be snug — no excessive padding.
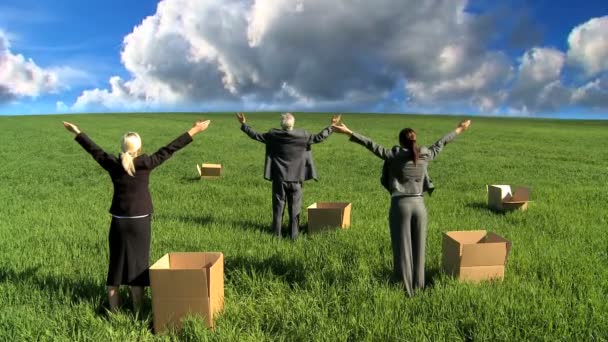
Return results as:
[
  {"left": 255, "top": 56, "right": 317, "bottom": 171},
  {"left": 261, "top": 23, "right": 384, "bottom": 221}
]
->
[{"left": 63, "top": 120, "right": 211, "bottom": 311}]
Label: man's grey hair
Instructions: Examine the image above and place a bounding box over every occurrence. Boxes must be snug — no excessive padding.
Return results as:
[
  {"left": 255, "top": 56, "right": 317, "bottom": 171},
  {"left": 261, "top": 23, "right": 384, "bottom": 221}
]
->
[{"left": 281, "top": 112, "right": 295, "bottom": 130}]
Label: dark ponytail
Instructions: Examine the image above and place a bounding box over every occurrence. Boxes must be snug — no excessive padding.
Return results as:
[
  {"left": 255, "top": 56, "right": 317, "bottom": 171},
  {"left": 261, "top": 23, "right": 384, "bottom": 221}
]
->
[{"left": 399, "top": 128, "right": 419, "bottom": 165}]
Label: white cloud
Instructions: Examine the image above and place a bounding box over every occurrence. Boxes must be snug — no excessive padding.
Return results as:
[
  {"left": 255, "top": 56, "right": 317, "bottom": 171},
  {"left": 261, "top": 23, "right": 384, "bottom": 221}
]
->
[
  {"left": 72, "top": 0, "right": 511, "bottom": 112},
  {"left": 572, "top": 76, "right": 608, "bottom": 108},
  {"left": 72, "top": 76, "right": 150, "bottom": 111},
  {"left": 406, "top": 52, "right": 513, "bottom": 112},
  {"left": 70, "top": 2, "right": 608, "bottom": 115},
  {"left": 56, "top": 100, "right": 68, "bottom": 112},
  {"left": 49, "top": 66, "right": 96, "bottom": 90},
  {"left": 567, "top": 16, "right": 608, "bottom": 76},
  {"left": 0, "top": 30, "right": 58, "bottom": 102},
  {"left": 508, "top": 47, "right": 570, "bottom": 112}
]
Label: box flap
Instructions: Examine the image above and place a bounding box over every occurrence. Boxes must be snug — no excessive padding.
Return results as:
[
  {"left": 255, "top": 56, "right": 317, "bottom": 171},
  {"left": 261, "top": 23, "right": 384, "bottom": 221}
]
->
[
  {"left": 311, "top": 202, "right": 351, "bottom": 210},
  {"left": 461, "top": 242, "right": 508, "bottom": 267},
  {"left": 444, "top": 230, "right": 487, "bottom": 244},
  {"left": 506, "top": 187, "right": 531, "bottom": 203},
  {"left": 207, "top": 253, "right": 224, "bottom": 315},
  {"left": 442, "top": 233, "right": 463, "bottom": 275},
  {"left": 342, "top": 203, "right": 352, "bottom": 228},
  {"left": 150, "top": 253, "right": 170, "bottom": 270},
  {"left": 482, "top": 232, "right": 512, "bottom": 262},
  {"left": 487, "top": 185, "right": 512, "bottom": 198},
  {"left": 201, "top": 163, "right": 222, "bottom": 169},
  {"left": 487, "top": 185, "right": 512, "bottom": 209}
]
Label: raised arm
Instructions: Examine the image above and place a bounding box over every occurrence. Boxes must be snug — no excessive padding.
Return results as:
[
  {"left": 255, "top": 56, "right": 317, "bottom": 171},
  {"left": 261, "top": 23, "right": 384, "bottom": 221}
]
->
[
  {"left": 426, "top": 120, "right": 471, "bottom": 160},
  {"left": 332, "top": 121, "right": 393, "bottom": 160},
  {"left": 144, "top": 120, "right": 210, "bottom": 169},
  {"left": 237, "top": 112, "right": 268, "bottom": 143},
  {"left": 64, "top": 121, "right": 116, "bottom": 170},
  {"left": 306, "top": 114, "right": 340, "bottom": 144}
]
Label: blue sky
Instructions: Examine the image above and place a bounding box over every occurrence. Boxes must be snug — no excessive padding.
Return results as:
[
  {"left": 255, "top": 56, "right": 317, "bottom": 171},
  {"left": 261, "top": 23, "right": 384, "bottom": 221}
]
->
[
  {"left": 0, "top": 0, "right": 606, "bottom": 118},
  {"left": 0, "top": 0, "right": 157, "bottom": 113}
]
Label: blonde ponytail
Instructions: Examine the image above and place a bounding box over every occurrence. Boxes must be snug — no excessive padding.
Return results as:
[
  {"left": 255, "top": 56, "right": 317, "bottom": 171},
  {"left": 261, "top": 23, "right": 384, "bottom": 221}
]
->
[
  {"left": 121, "top": 152, "right": 136, "bottom": 176},
  {"left": 120, "top": 132, "right": 141, "bottom": 176}
]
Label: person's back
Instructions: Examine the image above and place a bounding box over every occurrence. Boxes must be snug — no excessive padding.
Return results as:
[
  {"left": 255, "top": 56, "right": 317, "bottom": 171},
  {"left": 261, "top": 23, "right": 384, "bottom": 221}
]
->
[
  {"left": 265, "top": 128, "right": 311, "bottom": 182},
  {"left": 385, "top": 146, "right": 433, "bottom": 195},
  {"left": 63, "top": 119, "right": 210, "bottom": 312},
  {"left": 75, "top": 132, "right": 194, "bottom": 216},
  {"left": 331, "top": 118, "right": 471, "bottom": 297},
  {"left": 108, "top": 157, "right": 154, "bottom": 215},
  {"left": 237, "top": 112, "right": 339, "bottom": 239}
]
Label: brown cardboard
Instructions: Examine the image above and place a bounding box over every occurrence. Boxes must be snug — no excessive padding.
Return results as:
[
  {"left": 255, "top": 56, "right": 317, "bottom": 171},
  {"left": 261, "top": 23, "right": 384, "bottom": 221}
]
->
[
  {"left": 442, "top": 230, "right": 511, "bottom": 283},
  {"left": 459, "top": 266, "right": 505, "bottom": 282},
  {"left": 149, "top": 252, "right": 224, "bottom": 334},
  {"left": 487, "top": 185, "right": 531, "bottom": 211},
  {"left": 307, "top": 202, "right": 352, "bottom": 234},
  {"left": 197, "top": 163, "right": 223, "bottom": 179}
]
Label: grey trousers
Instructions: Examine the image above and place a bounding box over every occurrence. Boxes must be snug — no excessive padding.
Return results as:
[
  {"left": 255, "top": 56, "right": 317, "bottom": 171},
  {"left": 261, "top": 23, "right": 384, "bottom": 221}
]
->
[
  {"left": 389, "top": 196, "right": 428, "bottom": 296},
  {"left": 272, "top": 180, "right": 302, "bottom": 239}
]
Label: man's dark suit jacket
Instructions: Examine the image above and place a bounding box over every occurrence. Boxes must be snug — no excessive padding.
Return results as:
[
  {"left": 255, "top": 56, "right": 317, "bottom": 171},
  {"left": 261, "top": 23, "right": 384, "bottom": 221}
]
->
[
  {"left": 75, "top": 132, "right": 192, "bottom": 216},
  {"left": 241, "top": 124, "right": 333, "bottom": 182}
]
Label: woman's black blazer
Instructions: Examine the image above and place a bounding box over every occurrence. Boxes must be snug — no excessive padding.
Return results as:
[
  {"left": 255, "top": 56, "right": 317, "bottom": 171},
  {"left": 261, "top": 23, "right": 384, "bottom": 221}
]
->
[{"left": 75, "top": 132, "right": 192, "bottom": 216}]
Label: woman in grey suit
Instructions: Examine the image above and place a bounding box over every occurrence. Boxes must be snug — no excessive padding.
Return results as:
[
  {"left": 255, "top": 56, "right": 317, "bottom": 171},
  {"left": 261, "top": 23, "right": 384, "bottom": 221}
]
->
[{"left": 332, "top": 119, "right": 471, "bottom": 296}]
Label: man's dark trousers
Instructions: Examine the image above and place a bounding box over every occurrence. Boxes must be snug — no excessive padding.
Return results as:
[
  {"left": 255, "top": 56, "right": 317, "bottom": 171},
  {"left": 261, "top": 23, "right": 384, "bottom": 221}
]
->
[{"left": 272, "top": 180, "right": 302, "bottom": 239}]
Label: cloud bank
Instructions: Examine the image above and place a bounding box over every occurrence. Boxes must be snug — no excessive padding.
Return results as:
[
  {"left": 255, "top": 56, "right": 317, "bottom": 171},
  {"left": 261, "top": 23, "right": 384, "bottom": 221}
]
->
[
  {"left": 0, "top": 30, "right": 58, "bottom": 102},
  {"left": 49, "top": 1, "right": 608, "bottom": 114}
]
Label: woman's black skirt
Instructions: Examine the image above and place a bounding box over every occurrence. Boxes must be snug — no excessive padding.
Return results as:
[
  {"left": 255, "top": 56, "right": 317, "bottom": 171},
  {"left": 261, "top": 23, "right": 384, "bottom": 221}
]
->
[{"left": 106, "top": 216, "right": 151, "bottom": 286}]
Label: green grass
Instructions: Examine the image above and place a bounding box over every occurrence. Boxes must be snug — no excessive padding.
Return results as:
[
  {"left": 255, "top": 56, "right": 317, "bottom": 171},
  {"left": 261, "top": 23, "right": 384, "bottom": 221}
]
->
[{"left": 1, "top": 112, "right": 607, "bottom": 341}]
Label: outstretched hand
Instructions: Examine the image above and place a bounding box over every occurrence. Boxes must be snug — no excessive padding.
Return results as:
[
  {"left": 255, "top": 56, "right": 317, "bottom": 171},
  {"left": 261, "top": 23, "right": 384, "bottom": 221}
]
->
[
  {"left": 331, "top": 114, "right": 342, "bottom": 125},
  {"left": 332, "top": 122, "right": 353, "bottom": 136},
  {"left": 236, "top": 113, "right": 246, "bottom": 124},
  {"left": 455, "top": 119, "right": 472, "bottom": 134},
  {"left": 63, "top": 121, "right": 81, "bottom": 135},
  {"left": 188, "top": 120, "right": 211, "bottom": 137}
]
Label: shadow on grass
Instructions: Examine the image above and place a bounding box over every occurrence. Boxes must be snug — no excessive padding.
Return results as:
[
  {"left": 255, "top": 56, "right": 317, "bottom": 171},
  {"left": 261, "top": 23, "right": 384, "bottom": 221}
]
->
[
  {"left": 0, "top": 266, "right": 153, "bottom": 323},
  {"left": 225, "top": 254, "right": 307, "bottom": 288},
  {"left": 466, "top": 202, "right": 506, "bottom": 215},
  {"left": 372, "top": 266, "right": 444, "bottom": 291},
  {"left": 155, "top": 214, "right": 215, "bottom": 226},
  {"left": 231, "top": 219, "right": 271, "bottom": 234},
  {"left": 230, "top": 219, "right": 311, "bottom": 240},
  {"left": 180, "top": 176, "right": 202, "bottom": 183}
]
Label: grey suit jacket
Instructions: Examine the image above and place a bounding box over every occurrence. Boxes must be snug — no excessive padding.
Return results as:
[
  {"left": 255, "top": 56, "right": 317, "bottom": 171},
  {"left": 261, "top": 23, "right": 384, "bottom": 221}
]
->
[
  {"left": 241, "top": 123, "right": 333, "bottom": 182},
  {"left": 349, "top": 131, "right": 457, "bottom": 195}
]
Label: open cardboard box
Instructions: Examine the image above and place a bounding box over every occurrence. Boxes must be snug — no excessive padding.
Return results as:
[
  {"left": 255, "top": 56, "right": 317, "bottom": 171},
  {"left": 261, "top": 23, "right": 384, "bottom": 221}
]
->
[
  {"left": 149, "top": 252, "right": 224, "bottom": 333},
  {"left": 197, "top": 163, "right": 223, "bottom": 179},
  {"left": 442, "top": 230, "right": 511, "bottom": 282},
  {"left": 307, "top": 202, "right": 351, "bottom": 234},
  {"left": 487, "top": 185, "right": 531, "bottom": 211}
]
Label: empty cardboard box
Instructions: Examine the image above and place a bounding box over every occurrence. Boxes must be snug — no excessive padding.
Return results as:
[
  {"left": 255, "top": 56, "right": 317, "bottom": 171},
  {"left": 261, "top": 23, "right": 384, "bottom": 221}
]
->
[
  {"left": 442, "top": 230, "right": 511, "bottom": 282},
  {"left": 487, "top": 185, "right": 531, "bottom": 211},
  {"left": 149, "top": 252, "right": 224, "bottom": 333},
  {"left": 197, "top": 163, "right": 223, "bottom": 179},
  {"left": 307, "top": 202, "right": 352, "bottom": 234}
]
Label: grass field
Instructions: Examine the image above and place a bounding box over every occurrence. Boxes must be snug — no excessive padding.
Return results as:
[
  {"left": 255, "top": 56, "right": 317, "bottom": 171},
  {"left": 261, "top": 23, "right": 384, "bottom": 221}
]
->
[{"left": 1, "top": 112, "right": 607, "bottom": 341}]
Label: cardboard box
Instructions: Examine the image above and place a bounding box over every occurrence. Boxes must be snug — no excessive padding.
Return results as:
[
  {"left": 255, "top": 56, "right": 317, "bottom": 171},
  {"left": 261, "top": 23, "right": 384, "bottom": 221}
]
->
[
  {"left": 307, "top": 202, "right": 352, "bottom": 234},
  {"left": 149, "top": 252, "right": 224, "bottom": 333},
  {"left": 442, "top": 230, "right": 511, "bottom": 282},
  {"left": 197, "top": 163, "right": 223, "bottom": 179},
  {"left": 487, "top": 185, "right": 531, "bottom": 211}
]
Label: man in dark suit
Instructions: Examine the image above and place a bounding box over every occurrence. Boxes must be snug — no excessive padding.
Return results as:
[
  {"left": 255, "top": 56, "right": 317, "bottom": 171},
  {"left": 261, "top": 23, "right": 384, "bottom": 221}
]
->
[{"left": 237, "top": 112, "right": 339, "bottom": 239}]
